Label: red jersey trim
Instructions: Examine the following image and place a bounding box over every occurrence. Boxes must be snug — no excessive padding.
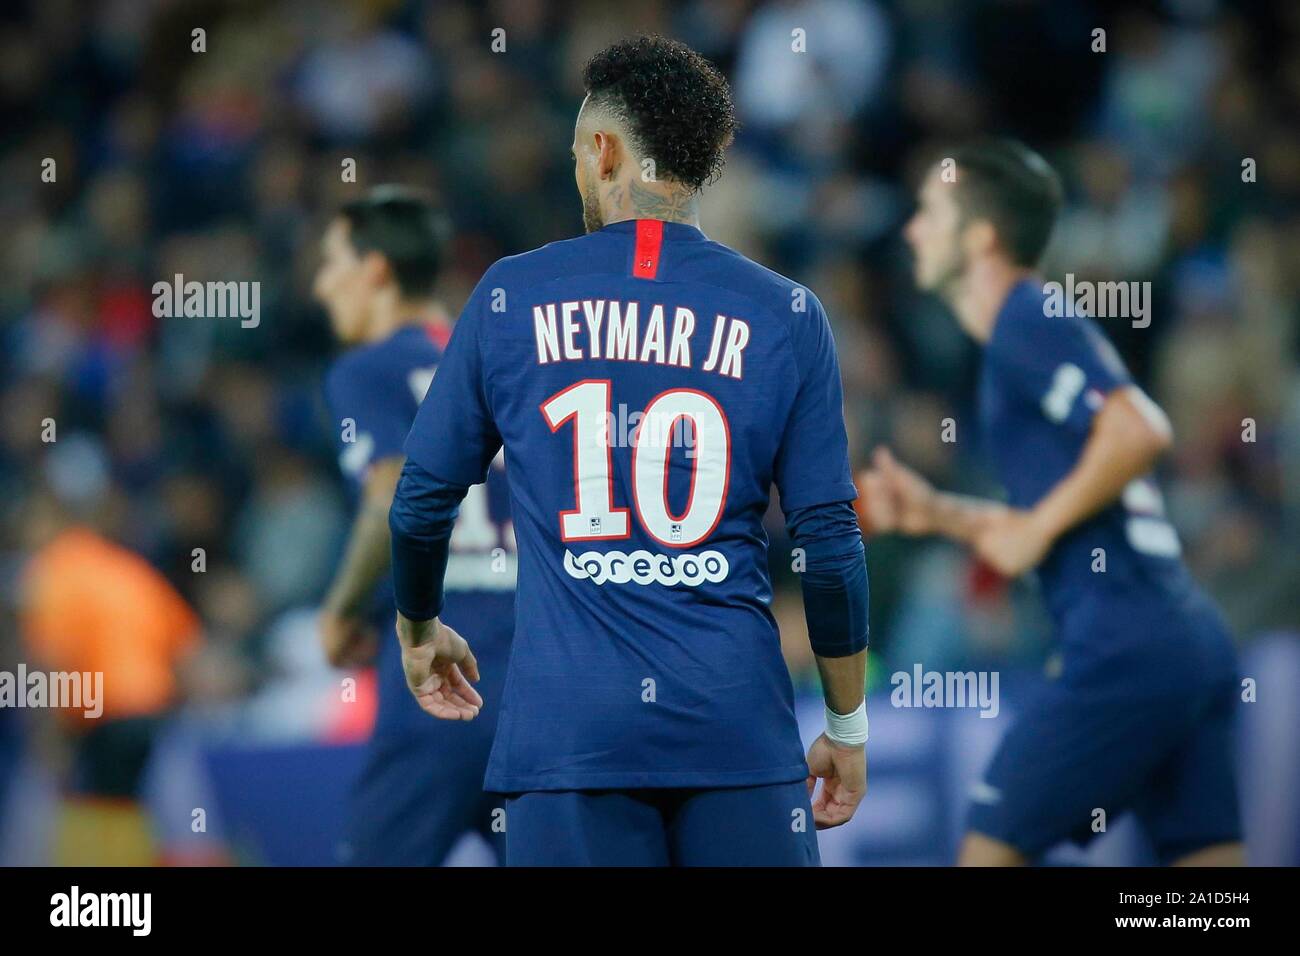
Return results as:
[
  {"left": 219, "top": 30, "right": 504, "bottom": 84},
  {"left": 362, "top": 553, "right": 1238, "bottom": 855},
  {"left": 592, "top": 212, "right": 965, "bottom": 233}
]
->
[{"left": 632, "top": 219, "right": 664, "bottom": 280}]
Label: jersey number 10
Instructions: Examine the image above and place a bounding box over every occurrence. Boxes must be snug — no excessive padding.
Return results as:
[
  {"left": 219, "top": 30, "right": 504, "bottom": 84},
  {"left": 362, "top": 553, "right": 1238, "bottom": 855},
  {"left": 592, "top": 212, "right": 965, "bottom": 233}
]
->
[{"left": 541, "top": 380, "right": 730, "bottom": 548}]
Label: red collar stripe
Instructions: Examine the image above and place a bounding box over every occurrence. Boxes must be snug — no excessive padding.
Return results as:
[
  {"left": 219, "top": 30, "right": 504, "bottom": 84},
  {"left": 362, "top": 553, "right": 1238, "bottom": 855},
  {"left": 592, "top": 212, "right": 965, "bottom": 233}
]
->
[
  {"left": 632, "top": 219, "right": 664, "bottom": 280},
  {"left": 425, "top": 321, "right": 452, "bottom": 349}
]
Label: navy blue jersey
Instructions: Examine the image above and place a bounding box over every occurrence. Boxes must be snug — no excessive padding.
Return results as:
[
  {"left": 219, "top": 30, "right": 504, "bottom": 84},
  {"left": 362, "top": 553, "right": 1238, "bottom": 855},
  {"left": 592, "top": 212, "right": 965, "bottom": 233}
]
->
[
  {"left": 405, "top": 219, "right": 857, "bottom": 791},
  {"left": 979, "top": 279, "right": 1195, "bottom": 627},
  {"left": 325, "top": 324, "right": 515, "bottom": 738}
]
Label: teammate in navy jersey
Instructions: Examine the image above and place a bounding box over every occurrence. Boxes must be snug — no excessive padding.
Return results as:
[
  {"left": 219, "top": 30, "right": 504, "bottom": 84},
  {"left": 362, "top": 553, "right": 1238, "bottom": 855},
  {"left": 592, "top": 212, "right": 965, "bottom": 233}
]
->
[
  {"left": 861, "top": 140, "right": 1242, "bottom": 866},
  {"left": 313, "top": 187, "right": 515, "bottom": 865},
  {"left": 388, "top": 37, "right": 870, "bottom": 866}
]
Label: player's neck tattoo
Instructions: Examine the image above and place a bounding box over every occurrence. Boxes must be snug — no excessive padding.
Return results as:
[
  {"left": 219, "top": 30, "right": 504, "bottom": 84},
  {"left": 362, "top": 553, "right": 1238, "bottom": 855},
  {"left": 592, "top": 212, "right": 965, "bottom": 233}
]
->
[{"left": 627, "top": 179, "right": 699, "bottom": 225}]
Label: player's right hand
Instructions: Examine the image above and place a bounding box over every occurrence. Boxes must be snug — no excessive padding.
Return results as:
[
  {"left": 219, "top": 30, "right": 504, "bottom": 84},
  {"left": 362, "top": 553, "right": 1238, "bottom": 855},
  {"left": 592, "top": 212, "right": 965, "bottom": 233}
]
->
[
  {"left": 867, "top": 446, "right": 937, "bottom": 536},
  {"left": 856, "top": 464, "right": 897, "bottom": 535},
  {"left": 396, "top": 614, "right": 483, "bottom": 721},
  {"left": 805, "top": 733, "right": 867, "bottom": 829},
  {"left": 318, "top": 610, "right": 379, "bottom": 668}
]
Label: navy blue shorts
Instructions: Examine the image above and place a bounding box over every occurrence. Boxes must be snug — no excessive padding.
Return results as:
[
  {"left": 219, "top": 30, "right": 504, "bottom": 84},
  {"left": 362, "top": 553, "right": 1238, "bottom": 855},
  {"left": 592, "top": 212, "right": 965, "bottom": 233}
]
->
[
  {"left": 967, "top": 587, "right": 1242, "bottom": 863},
  {"left": 341, "top": 724, "right": 505, "bottom": 866},
  {"left": 503, "top": 780, "right": 821, "bottom": 866},
  {"left": 341, "top": 631, "right": 510, "bottom": 867}
]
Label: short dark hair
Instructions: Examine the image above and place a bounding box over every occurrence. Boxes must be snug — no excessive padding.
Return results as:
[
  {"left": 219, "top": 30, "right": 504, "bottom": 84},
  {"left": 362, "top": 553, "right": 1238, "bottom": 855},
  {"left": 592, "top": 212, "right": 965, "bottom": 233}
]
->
[
  {"left": 949, "top": 139, "right": 1063, "bottom": 267},
  {"left": 582, "top": 35, "right": 736, "bottom": 192},
  {"left": 338, "top": 186, "right": 451, "bottom": 298}
]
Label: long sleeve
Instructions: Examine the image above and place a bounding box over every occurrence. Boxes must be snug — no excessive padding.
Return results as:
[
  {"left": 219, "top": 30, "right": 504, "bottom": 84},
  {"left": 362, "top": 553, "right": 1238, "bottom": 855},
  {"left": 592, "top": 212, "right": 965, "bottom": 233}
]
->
[
  {"left": 786, "top": 500, "right": 869, "bottom": 657},
  {"left": 389, "top": 458, "right": 470, "bottom": 621}
]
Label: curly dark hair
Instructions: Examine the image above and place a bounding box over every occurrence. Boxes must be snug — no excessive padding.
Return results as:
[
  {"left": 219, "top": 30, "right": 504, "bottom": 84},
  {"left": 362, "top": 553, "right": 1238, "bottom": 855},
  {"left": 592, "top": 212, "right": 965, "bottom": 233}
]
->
[{"left": 582, "top": 35, "right": 737, "bottom": 192}]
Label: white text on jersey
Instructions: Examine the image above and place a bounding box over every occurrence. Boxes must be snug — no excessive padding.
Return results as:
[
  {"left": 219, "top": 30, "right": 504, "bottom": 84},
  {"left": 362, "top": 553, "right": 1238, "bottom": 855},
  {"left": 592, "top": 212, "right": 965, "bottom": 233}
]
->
[{"left": 533, "top": 300, "right": 749, "bottom": 379}]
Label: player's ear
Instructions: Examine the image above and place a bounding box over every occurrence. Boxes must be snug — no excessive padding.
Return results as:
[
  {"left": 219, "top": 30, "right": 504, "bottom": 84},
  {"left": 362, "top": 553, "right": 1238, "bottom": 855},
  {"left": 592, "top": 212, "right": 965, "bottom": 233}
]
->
[
  {"left": 964, "top": 218, "right": 998, "bottom": 258},
  {"left": 594, "top": 129, "right": 620, "bottom": 182},
  {"left": 361, "top": 250, "right": 392, "bottom": 289}
]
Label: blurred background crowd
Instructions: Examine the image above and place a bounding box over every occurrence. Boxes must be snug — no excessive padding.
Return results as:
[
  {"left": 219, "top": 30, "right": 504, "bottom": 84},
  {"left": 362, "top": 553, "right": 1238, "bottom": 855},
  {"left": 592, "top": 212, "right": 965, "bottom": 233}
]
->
[{"left": 0, "top": 0, "right": 1296, "bottom": 865}]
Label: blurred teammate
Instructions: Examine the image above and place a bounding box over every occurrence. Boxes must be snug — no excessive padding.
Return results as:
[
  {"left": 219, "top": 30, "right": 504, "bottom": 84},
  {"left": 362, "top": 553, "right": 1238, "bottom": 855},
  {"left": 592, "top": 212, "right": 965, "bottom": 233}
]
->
[
  {"left": 314, "top": 187, "right": 515, "bottom": 865},
  {"left": 387, "top": 36, "right": 869, "bottom": 867},
  {"left": 862, "top": 140, "right": 1242, "bottom": 866}
]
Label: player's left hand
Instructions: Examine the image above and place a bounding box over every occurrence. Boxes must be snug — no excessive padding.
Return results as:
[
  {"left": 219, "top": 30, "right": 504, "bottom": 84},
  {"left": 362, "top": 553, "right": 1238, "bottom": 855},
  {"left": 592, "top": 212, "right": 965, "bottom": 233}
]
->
[
  {"left": 805, "top": 733, "right": 867, "bottom": 829},
  {"left": 972, "top": 507, "right": 1053, "bottom": 578},
  {"left": 318, "top": 610, "right": 379, "bottom": 668},
  {"left": 396, "top": 613, "right": 483, "bottom": 720}
]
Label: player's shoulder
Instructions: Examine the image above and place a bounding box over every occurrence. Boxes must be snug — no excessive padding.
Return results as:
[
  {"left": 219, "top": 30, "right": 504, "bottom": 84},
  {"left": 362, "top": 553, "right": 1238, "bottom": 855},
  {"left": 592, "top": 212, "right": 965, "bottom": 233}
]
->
[
  {"left": 995, "top": 278, "right": 1054, "bottom": 329},
  {"left": 990, "top": 279, "right": 1131, "bottom": 384},
  {"left": 327, "top": 328, "right": 437, "bottom": 397},
  {"left": 992, "top": 278, "right": 1087, "bottom": 352},
  {"left": 691, "top": 240, "right": 833, "bottom": 355},
  {"left": 1002, "top": 279, "right": 1125, "bottom": 344},
  {"left": 997, "top": 277, "right": 1117, "bottom": 337},
  {"left": 325, "top": 343, "right": 366, "bottom": 395},
  {"left": 705, "top": 240, "right": 816, "bottom": 306},
  {"left": 479, "top": 231, "right": 620, "bottom": 290}
]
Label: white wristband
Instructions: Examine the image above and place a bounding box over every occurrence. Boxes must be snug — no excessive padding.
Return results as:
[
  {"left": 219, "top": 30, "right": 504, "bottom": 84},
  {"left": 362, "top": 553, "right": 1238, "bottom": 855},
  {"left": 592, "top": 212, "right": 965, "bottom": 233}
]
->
[{"left": 825, "top": 701, "right": 868, "bottom": 747}]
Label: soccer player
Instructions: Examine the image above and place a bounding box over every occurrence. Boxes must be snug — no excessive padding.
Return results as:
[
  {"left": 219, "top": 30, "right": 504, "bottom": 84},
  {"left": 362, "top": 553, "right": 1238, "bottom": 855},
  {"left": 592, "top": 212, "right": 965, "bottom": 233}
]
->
[
  {"left": 314, "top": 186, "right": 515, "bottom": 865},
  {"left": 861, "top": 139, "right": 1243, "bottom": 866},
  {"left": 388, "top": 36, "right": 870, "bottom": 866}
]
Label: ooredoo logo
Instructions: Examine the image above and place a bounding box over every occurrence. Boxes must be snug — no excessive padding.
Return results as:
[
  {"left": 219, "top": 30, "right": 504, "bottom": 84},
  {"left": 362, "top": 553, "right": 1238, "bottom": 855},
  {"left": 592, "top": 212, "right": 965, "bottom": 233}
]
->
[{"left": 563, "top": 548, "right": 729, "bottom": 586}]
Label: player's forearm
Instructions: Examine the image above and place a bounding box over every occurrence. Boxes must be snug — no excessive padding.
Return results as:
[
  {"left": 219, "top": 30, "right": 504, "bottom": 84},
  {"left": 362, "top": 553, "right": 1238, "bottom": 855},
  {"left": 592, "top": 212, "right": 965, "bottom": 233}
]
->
[
  {"left": 389, "top": 459, "right": 468, "bottom": 623},
  {"left": 324, "top": 458, "right": 404, "bottom": 617},
  {"left": 1031, "top": 390, "right": 1171, "bottom": 543},
  {"left": 324, "top": 500, "right": 394, "bottom": 617},
  {"left": 798, "top": 536, "right": 870, "bottom": 659},
  {"left": 815, "top": 648, "right": 868, "bottom": 716},
  {"left": 786, "top": 500, "right": 870, "bottom": 714},
  {"left": 929, "top": 491, "right": 1005, "bottom": 545}
]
